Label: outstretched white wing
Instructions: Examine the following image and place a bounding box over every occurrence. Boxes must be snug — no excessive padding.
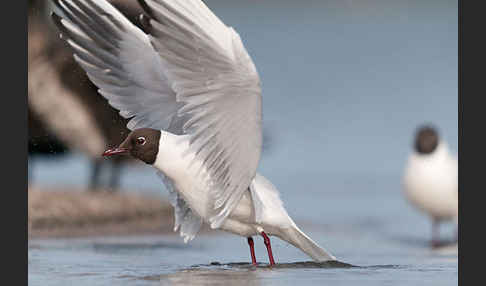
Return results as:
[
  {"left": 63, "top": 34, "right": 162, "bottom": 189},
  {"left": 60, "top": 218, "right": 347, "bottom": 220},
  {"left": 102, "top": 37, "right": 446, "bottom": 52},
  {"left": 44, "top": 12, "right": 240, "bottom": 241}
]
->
[
  {"left": 52, "top": 0, "right": 263, "bottom": 227},
  {"left": 142, "top": 0, "right": 262, "bottom": 227},
  {"left": 51, "top": 0, "right": 183, "bottom": 133},
  {"left": 156, "top": 171, "right": 203, "bottom": 243}
]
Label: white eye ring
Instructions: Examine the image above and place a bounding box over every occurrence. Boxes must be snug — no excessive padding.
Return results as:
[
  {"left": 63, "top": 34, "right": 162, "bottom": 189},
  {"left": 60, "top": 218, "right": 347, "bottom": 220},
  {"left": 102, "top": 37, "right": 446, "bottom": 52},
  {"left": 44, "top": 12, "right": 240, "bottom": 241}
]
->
[{"left": 136, "top": 136, "right": 146, "bottom": 145}]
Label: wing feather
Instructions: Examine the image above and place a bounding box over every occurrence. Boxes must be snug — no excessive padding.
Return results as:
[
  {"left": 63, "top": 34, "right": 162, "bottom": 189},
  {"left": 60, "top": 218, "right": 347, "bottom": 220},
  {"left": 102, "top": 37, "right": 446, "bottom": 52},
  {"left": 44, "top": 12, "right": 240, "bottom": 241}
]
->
[
  {"left": 143, "top": 0, "right": 262, "bottom": 227},
  {"left": 51, "top": 0, "right": 183, "bottom": 133},
  {"left": 156, "top": 171, "right": 202, "bottom": 243},
  {"left": 53, "top": 0, "right": 263, "bottom": 227}
]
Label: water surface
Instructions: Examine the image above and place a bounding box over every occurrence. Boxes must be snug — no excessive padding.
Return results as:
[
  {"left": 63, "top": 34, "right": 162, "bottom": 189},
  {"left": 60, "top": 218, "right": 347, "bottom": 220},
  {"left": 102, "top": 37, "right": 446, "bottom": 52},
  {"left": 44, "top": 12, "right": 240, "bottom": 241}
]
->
[{"left": 28, "top": 168, "right": 457, "bottom": 286}]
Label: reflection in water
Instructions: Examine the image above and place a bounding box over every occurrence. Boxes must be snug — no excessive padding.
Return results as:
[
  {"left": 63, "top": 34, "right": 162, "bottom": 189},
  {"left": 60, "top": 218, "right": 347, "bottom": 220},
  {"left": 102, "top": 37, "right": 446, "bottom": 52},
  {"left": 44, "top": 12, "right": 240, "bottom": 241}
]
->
[
  {"left": 194, "top": 261, "right": 356, "bottom": 269},
  {"left": 155, "top": 261, "right": 355, "bottom": 285}
]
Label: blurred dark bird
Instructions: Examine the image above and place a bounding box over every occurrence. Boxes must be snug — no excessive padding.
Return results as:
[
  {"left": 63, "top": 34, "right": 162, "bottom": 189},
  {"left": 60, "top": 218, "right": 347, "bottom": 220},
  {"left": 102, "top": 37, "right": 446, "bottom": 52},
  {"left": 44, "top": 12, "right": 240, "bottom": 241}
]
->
[
  {"left": 28, "top": 107, "right": 68, "bottom": 156},
  {"left": 28, "top": 0, "right": 148, "bottom": 191},
  {"left": 402, "top": 125, "right": 458, "bottom": 247}
]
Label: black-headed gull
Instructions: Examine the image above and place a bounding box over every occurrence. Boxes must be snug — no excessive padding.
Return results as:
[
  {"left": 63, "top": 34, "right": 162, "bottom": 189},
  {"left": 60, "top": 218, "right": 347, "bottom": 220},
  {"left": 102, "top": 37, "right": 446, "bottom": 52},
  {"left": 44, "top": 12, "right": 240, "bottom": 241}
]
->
[
  {"left": 51, "top": 0, "right": 336, "bottom": 265},
  {"left": 403, "top": 125, "right": 458, "bottom": 246}
]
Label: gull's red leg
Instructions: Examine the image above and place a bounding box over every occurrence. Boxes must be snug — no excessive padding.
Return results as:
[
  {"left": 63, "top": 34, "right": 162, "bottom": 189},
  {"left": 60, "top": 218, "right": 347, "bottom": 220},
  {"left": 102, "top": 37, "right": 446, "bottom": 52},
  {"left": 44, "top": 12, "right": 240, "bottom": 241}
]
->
[
  {"left": 247, "top": 237, "right": 257, "bottom": 265},
  {"left": 260, "top": 231, "right": 275, "bottom": 266}
]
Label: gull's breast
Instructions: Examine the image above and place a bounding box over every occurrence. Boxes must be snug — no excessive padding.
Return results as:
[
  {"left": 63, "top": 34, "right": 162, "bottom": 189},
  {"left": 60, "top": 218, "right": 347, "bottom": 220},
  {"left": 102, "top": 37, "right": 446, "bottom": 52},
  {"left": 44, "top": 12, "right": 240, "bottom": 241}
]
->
[{"left": 154, "top": 132, "right": 260, "bottom": 235}]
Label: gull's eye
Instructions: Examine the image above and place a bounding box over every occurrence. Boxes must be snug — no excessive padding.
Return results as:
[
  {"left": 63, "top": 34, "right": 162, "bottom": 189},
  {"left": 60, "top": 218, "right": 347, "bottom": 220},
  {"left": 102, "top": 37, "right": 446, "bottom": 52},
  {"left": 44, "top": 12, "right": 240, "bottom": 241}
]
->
[{"left": 136, "top": 136, "right": 146, "bottom": 145}]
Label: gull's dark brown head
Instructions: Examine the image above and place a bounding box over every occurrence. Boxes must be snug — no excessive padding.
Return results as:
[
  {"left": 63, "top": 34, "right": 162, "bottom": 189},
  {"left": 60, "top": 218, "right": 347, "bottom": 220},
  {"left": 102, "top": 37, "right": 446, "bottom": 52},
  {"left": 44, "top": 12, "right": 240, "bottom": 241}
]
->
[
  {"left": 414, "top": 125, "right": 439, "bottom": 154},
  {"left": 103, "top": 128, "right": 161, "bottom": 164}
]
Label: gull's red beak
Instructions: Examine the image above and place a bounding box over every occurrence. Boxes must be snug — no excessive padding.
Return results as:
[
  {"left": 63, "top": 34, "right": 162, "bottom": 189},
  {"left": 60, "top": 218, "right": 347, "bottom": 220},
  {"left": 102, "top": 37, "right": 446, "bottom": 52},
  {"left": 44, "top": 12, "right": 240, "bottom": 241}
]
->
[{"left": 102, "top": 148, "right": 129, "bottom": 157}]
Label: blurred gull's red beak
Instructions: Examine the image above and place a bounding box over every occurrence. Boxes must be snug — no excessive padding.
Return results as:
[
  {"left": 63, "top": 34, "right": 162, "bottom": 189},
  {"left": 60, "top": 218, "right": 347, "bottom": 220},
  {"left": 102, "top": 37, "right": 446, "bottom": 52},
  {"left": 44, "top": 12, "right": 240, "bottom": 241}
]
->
[{"left": 102, "top": 148, "right": 129, "bottom": 157}]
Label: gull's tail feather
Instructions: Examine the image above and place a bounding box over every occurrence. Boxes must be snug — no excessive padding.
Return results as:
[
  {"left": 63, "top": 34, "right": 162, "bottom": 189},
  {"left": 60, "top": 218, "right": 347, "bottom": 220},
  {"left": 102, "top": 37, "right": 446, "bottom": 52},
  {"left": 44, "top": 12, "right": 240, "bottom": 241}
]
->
[{"left": 279, "top": 226, "right": 336, "bottom": 262}]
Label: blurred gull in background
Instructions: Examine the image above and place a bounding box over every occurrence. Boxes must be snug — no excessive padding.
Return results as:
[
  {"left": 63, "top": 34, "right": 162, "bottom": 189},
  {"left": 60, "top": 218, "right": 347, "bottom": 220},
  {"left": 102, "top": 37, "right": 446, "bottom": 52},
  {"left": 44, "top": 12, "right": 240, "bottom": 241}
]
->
[{"left": 402, "top": 125, "right": 458, "bottom": 247}]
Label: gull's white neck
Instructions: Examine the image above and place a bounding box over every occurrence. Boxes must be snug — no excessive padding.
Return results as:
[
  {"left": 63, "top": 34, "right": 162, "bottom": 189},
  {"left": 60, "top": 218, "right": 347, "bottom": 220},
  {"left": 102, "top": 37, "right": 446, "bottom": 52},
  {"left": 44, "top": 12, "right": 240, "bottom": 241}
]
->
[
  {"left": 153, "top": 131, "right": 193, "bottom": 179},
  {"left": 151, "top": 130, "right": 216, "bottom": 222}
]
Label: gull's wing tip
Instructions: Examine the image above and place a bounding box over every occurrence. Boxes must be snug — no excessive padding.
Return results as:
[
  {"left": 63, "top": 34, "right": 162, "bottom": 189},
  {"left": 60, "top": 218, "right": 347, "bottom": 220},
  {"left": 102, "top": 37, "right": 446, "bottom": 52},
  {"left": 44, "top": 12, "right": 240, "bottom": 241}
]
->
[
  {"left": 138, "top": 13, "right": 152, "bottom": 33},
  {"left": 50, "top": 11, "right": 68, "bottom": 39},
  {"left": 50, "top": 11, "right": 62, "bottom": 26},
  {"left": 137, "top": 0, "right": 154, "bottom": 17}
]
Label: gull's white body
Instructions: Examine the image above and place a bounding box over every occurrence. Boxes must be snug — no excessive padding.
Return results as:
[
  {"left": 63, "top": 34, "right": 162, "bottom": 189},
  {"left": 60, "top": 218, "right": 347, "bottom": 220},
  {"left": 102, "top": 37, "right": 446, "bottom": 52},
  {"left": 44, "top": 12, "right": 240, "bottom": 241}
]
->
[{"left": 403, "top": 142, "right": 458, "bottom": 223}]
